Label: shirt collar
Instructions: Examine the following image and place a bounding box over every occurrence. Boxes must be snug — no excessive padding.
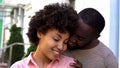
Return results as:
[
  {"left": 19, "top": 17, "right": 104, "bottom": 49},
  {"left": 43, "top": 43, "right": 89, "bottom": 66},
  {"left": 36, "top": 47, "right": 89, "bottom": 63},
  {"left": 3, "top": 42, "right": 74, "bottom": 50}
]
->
[
  {"left": 26, "top": 52, "right": 38, "bottom": 67},
  {"left": 26, "top": 52, "right": 62, "bottom": 67}
]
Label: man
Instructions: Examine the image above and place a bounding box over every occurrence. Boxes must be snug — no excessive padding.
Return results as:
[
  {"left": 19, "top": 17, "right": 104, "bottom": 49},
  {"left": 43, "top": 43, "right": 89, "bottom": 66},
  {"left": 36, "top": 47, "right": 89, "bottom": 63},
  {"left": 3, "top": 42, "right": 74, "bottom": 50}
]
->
[{"left": 64, "top": 8, "right": 118, "bottom": 68}]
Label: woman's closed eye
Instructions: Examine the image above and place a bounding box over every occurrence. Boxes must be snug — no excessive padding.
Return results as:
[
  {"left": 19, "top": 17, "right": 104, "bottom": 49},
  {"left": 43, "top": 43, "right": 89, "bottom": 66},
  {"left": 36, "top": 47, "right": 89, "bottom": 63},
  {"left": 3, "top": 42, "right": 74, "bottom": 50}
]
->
[
  {"left": 53, "top": 37, "right": 68, "bottom": 45},
  {"left": 53, "top": 37, "right": 60, "bottom": 42}
]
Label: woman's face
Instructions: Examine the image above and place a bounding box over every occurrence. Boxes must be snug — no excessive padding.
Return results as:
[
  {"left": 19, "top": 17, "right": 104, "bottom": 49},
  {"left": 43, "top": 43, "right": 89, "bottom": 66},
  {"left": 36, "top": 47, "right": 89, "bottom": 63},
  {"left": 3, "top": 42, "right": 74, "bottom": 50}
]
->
[{"left": 37, "top": 29, "right": 69, "bottom": 60}]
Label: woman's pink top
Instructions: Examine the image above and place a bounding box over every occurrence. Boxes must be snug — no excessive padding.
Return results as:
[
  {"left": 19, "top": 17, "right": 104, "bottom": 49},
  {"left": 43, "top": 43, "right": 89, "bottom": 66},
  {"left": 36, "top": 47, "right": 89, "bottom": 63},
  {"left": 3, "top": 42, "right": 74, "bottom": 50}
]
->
[{"left": 10, "top": 52, "right": 75, "bottom": 68}]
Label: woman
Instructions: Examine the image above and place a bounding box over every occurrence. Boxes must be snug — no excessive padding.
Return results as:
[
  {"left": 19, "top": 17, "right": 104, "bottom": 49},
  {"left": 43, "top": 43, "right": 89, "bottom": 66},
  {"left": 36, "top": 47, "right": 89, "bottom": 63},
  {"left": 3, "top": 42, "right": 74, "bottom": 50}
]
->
[{"left": 10, "top": 3, "right": 80, "bottom": 68}]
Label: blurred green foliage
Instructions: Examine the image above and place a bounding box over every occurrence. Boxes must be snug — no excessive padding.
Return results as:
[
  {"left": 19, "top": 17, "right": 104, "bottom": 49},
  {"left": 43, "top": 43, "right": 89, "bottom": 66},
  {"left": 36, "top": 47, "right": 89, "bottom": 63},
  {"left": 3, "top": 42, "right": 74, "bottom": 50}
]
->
[{"left": 5, "top": 24, "right": 24, "bottom": 65}]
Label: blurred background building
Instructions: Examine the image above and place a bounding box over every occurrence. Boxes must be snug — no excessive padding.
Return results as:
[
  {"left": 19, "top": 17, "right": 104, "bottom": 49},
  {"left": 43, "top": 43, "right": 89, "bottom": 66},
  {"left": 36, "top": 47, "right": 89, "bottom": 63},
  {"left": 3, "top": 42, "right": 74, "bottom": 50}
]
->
[{"left": 0, "top": 0, "right": 119, "bottom": 68}]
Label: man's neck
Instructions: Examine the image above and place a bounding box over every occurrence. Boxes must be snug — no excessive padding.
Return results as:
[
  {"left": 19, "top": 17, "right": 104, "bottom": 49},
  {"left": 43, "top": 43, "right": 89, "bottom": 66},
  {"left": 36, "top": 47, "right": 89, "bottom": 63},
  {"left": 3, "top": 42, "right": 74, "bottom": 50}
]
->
[{"left": 80, "top": 39, "right": 99, "bottom": 50}]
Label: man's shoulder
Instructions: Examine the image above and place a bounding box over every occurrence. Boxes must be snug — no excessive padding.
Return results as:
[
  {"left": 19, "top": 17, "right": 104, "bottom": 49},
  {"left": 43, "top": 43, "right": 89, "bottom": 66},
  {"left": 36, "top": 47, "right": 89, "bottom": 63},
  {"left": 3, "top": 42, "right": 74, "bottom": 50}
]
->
[{"left": 97, "top": 41, "right": 113, "bottom": 53}]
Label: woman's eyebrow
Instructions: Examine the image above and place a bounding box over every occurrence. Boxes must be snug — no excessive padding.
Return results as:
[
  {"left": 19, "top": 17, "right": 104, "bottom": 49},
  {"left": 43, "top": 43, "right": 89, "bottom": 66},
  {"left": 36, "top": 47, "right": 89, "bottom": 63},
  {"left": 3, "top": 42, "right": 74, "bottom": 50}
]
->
[{"left": 55, "top": 33, "right": 62, "bottom": 39}]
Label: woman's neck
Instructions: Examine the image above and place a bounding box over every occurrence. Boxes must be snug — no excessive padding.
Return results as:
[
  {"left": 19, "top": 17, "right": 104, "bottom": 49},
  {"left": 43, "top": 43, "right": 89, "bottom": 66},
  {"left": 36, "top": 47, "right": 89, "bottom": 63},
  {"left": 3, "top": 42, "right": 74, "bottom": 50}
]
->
[{"left": 33, "top": 48, "right": 51, "bottom": 68}]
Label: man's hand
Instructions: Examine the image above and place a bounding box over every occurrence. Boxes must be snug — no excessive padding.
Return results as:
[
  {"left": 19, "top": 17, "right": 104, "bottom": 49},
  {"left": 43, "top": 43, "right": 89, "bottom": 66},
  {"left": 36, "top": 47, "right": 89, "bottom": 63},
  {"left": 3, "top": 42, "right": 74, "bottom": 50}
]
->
[{"left": 70, "top": 59, "right": 82, "bottom": 68}]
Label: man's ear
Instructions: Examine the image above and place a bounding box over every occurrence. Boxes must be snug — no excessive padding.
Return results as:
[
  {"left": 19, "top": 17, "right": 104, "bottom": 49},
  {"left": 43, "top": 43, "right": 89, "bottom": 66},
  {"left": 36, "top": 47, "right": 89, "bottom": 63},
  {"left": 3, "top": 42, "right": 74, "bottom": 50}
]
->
[{"left": 96, "top": 34, "right": 100, "bottom": 38}]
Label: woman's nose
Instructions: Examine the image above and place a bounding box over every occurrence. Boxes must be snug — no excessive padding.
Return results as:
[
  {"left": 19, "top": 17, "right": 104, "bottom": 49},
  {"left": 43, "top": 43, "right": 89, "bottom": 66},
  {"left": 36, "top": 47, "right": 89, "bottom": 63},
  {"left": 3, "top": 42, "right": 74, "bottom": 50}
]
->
[{"left": 57, "top": 42, "right": 64, "bottom": 51}]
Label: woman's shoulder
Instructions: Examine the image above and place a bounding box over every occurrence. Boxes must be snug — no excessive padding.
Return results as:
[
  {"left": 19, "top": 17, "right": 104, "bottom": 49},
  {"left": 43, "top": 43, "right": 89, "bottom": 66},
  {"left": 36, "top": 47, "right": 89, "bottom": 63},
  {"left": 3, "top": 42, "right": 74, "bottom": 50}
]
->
[{"left": 10, "top": 57, "right": 27, "bottom": 68}]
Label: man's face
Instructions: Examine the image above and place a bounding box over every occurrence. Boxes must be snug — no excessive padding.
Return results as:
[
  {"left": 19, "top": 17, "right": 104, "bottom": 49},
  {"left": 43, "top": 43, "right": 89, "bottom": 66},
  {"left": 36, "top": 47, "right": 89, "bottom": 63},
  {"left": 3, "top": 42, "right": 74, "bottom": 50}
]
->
[{"left": 68, "top": 19, "right": 97, "bottom": 50}]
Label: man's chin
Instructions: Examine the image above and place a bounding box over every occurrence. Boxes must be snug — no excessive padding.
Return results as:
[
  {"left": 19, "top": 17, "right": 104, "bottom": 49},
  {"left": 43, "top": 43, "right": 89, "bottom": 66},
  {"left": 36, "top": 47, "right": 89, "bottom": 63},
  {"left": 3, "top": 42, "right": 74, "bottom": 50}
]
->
[{"left": 67, "top": 45, "right": 80, "bottom": 50}]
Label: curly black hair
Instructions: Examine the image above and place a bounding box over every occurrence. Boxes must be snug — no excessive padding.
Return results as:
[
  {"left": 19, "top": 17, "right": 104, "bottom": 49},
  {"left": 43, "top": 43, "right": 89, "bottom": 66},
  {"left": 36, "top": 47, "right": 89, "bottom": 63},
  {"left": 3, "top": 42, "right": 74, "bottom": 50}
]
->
[{"left": 27, "top": 3, "right": 79, "bottom": 46}]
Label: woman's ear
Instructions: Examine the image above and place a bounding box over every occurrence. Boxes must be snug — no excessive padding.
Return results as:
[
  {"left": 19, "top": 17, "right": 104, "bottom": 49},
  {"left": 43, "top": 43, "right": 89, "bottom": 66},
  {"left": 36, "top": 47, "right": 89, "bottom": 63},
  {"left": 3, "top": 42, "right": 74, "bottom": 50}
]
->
[{"left": 37, "top": 31, "right": 42, "bottom": 38}]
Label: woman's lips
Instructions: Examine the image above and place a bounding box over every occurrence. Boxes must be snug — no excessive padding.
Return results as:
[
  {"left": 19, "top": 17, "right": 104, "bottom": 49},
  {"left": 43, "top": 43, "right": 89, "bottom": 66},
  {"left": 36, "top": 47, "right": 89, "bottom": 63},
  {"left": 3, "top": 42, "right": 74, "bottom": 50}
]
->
[{"left": 53, "top": 50, "right": 60, "bottom": 55}]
